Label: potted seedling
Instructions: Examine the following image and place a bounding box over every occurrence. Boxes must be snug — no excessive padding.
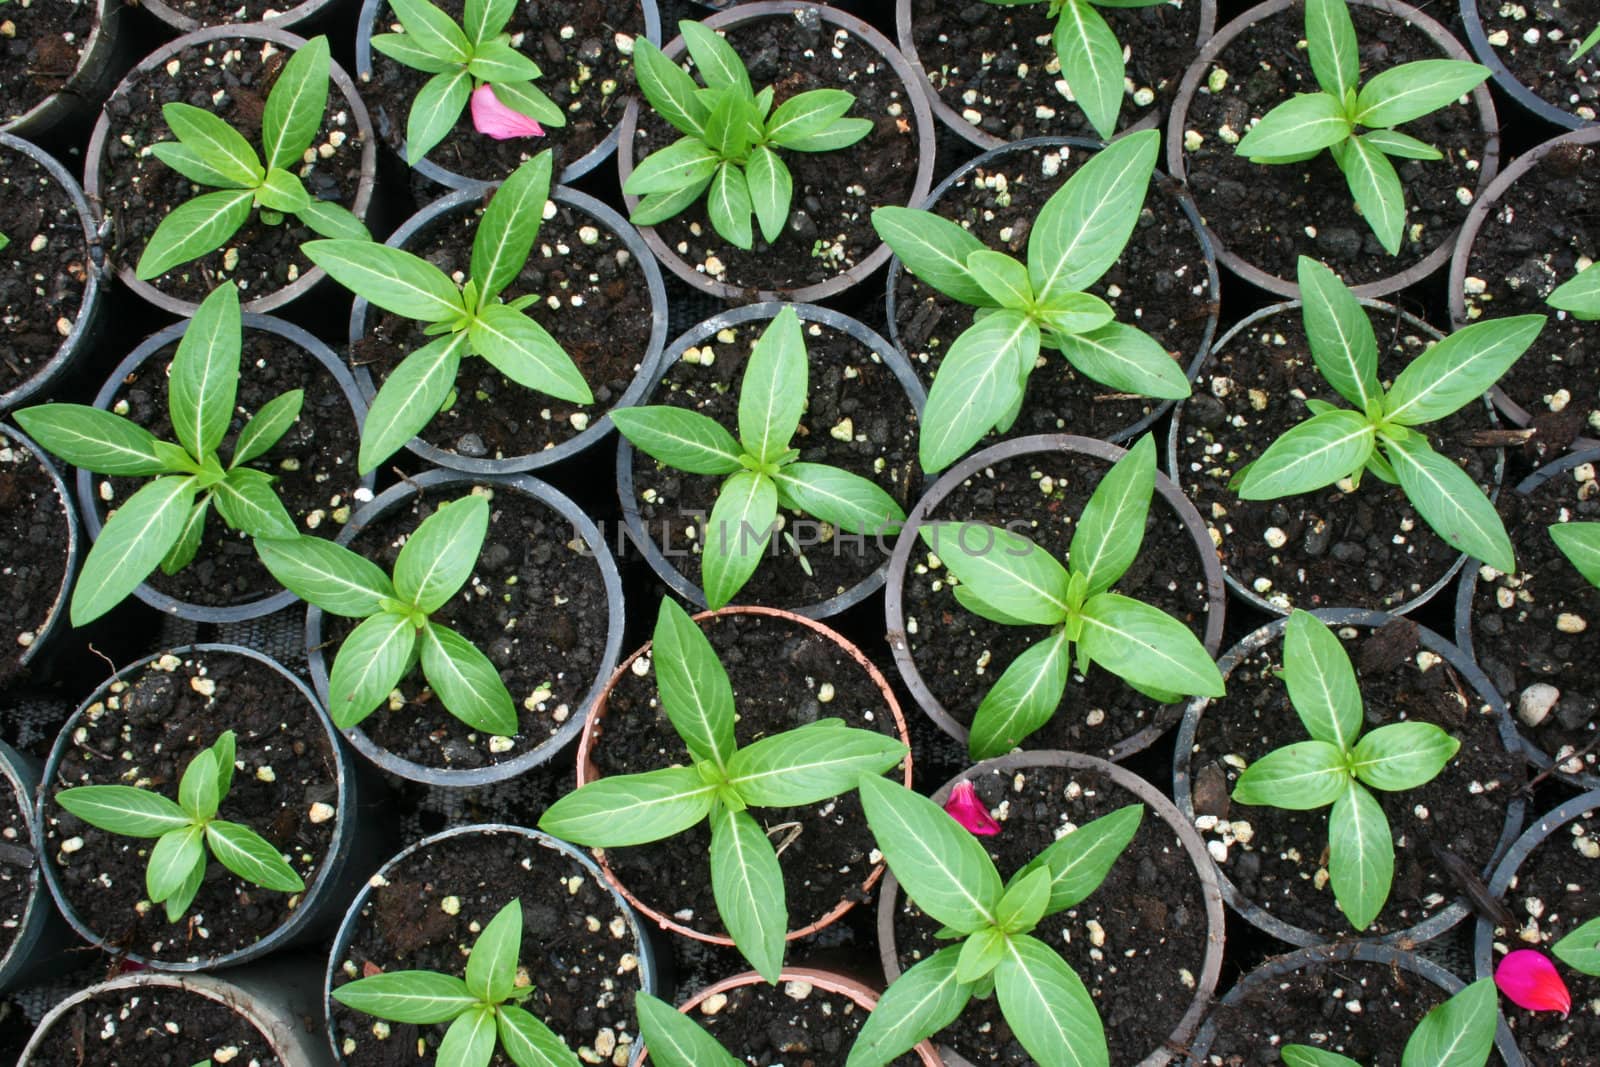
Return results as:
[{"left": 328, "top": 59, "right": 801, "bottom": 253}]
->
[
  {"left": 612, "top": 305, "right": 907, "bottom": 610},
  {"left": 1276, "top": 978, "right": 1499, "bottom": 1066},
  {"left": 874, "top": 129, "right": 1191, "bottom": 472},
  {"left": 539, "top": 598, "right": 908, "bottom": 982},
  {"left": 307, "top": 152, "right": 592, "bottom": 475},
  {"left": 1460, "top": 0, "right": 1600, "bottom": 130}
]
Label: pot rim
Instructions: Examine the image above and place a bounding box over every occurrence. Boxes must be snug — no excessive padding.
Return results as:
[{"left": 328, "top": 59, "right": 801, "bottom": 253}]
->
[
  {"left": 0, "top": 0, "right": 124, "bottom": 141},
  {"left": 1, "top": 424, "right": 80, "bottom": 674},
  {"left": 141, "top": 0, "right": 340, "bottom": 33},
  {"left": 1456, "top": 0, "right": 1596, "bottom": 131},
  {"left": 0, "top": 741, "right": 56, "bottom": 990}
]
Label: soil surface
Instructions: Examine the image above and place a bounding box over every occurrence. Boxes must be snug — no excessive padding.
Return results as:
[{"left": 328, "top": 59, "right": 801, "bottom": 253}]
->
[
  {"left": 28, "top": 981, "right": 285, "bottom": 1066},
  {"left": 330, "top": 830, "right": 645, "bottom": 1067},
  {"left": 0, "top": 770, "right": 33, "bottom": 968},
  {"left": 0, "top": 142, "right": 89, "bottom": 399},
  {"left": 43, "top": 649, "right": 340, "bottom": 964},
  {"left": 1179, "top": 2, "right": 1490, "bottom": 287},
  {"left": 1187, "top": 617, "right": 1522, "bottom": 940},
  {"left": 325, "top": 483, "right": 610, "bottom": 771},
  {"left": 908, "top": 0, "right": 1207, "bottom": 142},
  {"left": 892, "top": 140, "right": 1214, "bottom": 450},
  {"left": 149, "top": 0, "right": 316, "bottom": 27},
  {"left": 1468, "top": 459, "right": 1600, "bottom": 778},
  {"left": 363, "top": 0, "right": 646, "bottom": 182},
  {"left": 1171, "top": 303, "right": 1498, "bottom": 613},
  {"left": 658, "top": 980, "right": 920, "bottom": 1067},
  {"left": 630, "top": 11, "right": 924, "bottom": 293},
  {"left": 100, "top": 330, "right": 364, "bottom": 610},
  {"left": 99, "top": 35, "right": 368, "bottom": 304},
  {"left": 1473, "top": 0, "right": 1600, "bottom": 122},
  {"left": 588, "top": 610, "right": 906, "bottom": 942},
  {"left": 0, "top": 435, "right": 70, "bottom": 686},
  {"left": 892, "top": 764, "right": 1212, "bottom": 1064},
  {"left": 0, "top": 0, "right": 94, "bottom": 125},
  {"left": 900, "top": 447, "right": 1215, "bottom": 760},
  {"left": 351, "top": 194, "right": 655, "bottom": 465},
  {"left": 629, "top": 318, "right": 920, "bottom": 610}
]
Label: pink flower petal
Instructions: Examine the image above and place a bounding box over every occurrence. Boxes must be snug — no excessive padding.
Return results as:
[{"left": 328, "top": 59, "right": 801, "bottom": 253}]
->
[
  {"left": 470, "top": 84, "right": 545, "bottom": 140},
  {"left": 944, "top": 781, "right": 1000, "bottom": 837},
  {"left": 1496, "top": 949, "right": 1571, "bottom": 1016}
]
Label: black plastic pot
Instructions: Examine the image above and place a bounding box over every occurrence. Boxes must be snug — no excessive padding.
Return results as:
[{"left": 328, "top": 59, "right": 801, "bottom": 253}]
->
[
  {"left": 141, "top": 0, "right": 353, "bottom": 34},
  {"left": 74, "top": 313, "right": 372, "bottom": 625},
  {"left": 0, "top": 424, "right": 79, "bottom": 684},
  {"left": 0, "top": 0, "right": 131, "bottom": 149},
  {"left": 305, "top": 468, "right": 625, "bottom": 787},
  {"left": 1173, "top": 608, "right": 1527, "bottom": 948},
  {"left": 1458, "top": 0, "right": 1598, "bottom": 131},
  {"left": 346, "top": 183, "right": 669, "bottom": 475},
  {"left": 882, "top": 433, "right": 1226, "bottom": 762},
  {"left": 617, "top": 301, "right": 926, "bottom": 620},
  {"left": 0, "top": 739, "right": 72, "bottom": 993}
]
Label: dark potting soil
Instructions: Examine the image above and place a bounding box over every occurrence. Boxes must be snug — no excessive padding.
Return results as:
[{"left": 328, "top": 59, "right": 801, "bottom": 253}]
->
[
  {"left": 630, "top": 11, "right": 924, "bottom": 293},
  {"left": 330, "top": 831, "right": 645, "bottom": 1067},
  {"left": 100, "top": 330, "right": 364, "bottom": 609},
  {"left": 1468, "top": 459, "right": 1600, "bottom": 778},
  {"left": 1172, "top": 304, "right": 1498, "bottom": 613},
  {"left": 1188, "top": 618, "right": 1522, "bottom": 940},
  {"left": 1458, "top": 137, "right": 1599, "bottom": 437},
  {"left": 99, "top": 35, "right": 368, "bottom": 304},
  {"left": 1179, "top": 2, "right": 1490, "bottom": 287},
  {"left": 908, "top": 0, "right": 1207, "bottom": 143},
  {"left": 149, "top": 0, "right": 312, "bottom": 27},
  {"left": 43, "top": 649, "right": 339, "bottom": 964},
  {"left": 0, "top": 435, "right": 70, "bottom": 686},
  {"left": 29, "top": 981, "right": 285, "bottom": 1066},
  {"left": 892, "top": 140, "right": 1213, "bottom": 447},
  {"left": 0, "top": 142, "right": 89, "bottom": 398},
  {"left": 1484, "top": 808, "right": 1600, "bottom": 1066},
  {"left": 350, "top": 195, "right": 655, "bottom": 465},
  {"left": 325, "top": 484, "right": 610, "bottom": 771},
  {"left": 0, "top": 0, "right": 93, "bottom": 125},
  {"left": 0, "top": 770, "right": 33, "bottom": 967},
  {"left": 1473, "top": 0, "right": 1600, "bottom": 121},
  {"left": 663, "top": 980, "right": 921, "bottom": 1067},
  {"left": 589, "top": 610, "right": 907, "bottom": 942},
  {"left": 899, "top": 448, "right": 1215, "bottom": 760},
  {"left": 892, "top": 764, "right": 1212, "bottom": 1064},
  {"left": 363, "top": 0, "right": 646, "bottom": 182},
  {"left": 630, "top": 318, "right": 921, "bottom": 609}
]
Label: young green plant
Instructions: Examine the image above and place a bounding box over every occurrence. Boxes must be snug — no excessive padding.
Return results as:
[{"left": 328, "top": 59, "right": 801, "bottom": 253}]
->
[
  {"left": 13, "top": 282, "right": 304, "bottom": 625},
  {"left": 1233, "top": 256, "right": 1545, "bottom": 575},
  {"left": 634, "top": 991, "right": 742, "bottom": 1067},
  {"left": 55, "top": 730, "right": 304, "bottom": 922},
  {"left": 370, "top": 0, "right": 564, "bottom": 164},
  {"left": 924, "top": 434, "right": 1224, "bottom": 758},
  {"left": 135, "top": 36, "right": 370, "bottom": 281},
  {"left": 611, "top": 305, "right": 906, "bottom": 609},
  {"left": 847, "top": 776, "right": 1143, "bottom": 1067},
  {"left": 333, "top": 899, "right": 580, "bottom": 1067},
  {"left": 1231, "top": 609, "right": 1461, "bottom": 931},
  {"left": 625, "top": 20, "right": 871, "bottom": 249},
  {"left": 304, "top": 152, "right": 591, "bottom": 474},
  {"left": 872, "top": 129, "right": 1190, "bottom": 473},
  {"left": 256, "top": 494, "right": 517, "bottom": 735},
  {"left": 1549, "top": 261, "right": 1600, "bottom": 320},
  {"left": 1573, "top": 25, "right": 1600, "bottom": 63},
  {"left": 1233, "top": 0, "right": 1489, "bottom": 255},
  {"left": 1280, "top": 977, "right": 1498, "bottom": 1067},
  {"left": 538, "top": 597, "right": 907, "bottom": 982}
]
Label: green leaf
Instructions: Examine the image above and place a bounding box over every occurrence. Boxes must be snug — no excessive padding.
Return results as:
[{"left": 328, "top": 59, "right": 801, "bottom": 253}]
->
[
  {"left": 1401, "top": 977, "right": 1498, "bottom": 1067},
  {"left": 700, "top": 469, "right": 777, "bottom": 609},
  {"left": 488, "top": 80, "right": 565, "bottom": 127},
  {"left": 635, "top": 993, "right": 743, "bottom": 1067},
  {"left": 1028, "top": 130, "right": 1159, "bottom": 301},
  {"left": 1329, "top": 780, "right": 1392, "bottom": 931},
  {"left": 256, "top": 536, "right": 395, "bottom": 617},
  {"left": 705, "top": 162, "right": 753, "bottom": 250},
  {"left": 359, "top": 331, "right": 469, "bottom": 474},
  {"left": 231, "top": 389, "right": 303, "bottom": 468},
  {"left": 497, "top": 1005, "right": 580, "bottom": 1067},
  {"left": 165, "top": 858, "right": 204, "bottom": 923},
  {"left": 965, "top": 250, "right": 1033, "bottom": 310},
  {"left": 538, "top": 766, "right": 717, "bottom": 846},
  {"left": 1236, "top": 409, "right": 1375, "bottom": 499},
  {"left": 1354, "top": 60, "right": 1489, "bottom": 127},
  {"left": 652, "top": 597, "right": 737, "bottom": 768},
  {"left": 1298, "top": 257, "right": 1380, "bottom": 410},
  {"left": 1382, "top": 432, "right": 1515, "bottom": 573},
  {"left": 921, "top": 521, "right": 1072, "bottom": 625},
  {"left": 159, "top": 497, "right": 207, "bottom": 576},
  {"left": 394, "top": 495, "right": 488, "bottom": 613},
  {"left": 1552, "top": 522, "right": 1600, "bottom": 588},
  {"left": 439, "top": 1006, "right": 497, "bottom": 1067},
  {"left": 210, "top": 731, "right": 236, "bottom": 800},
  {"left": 680, "top": 19, "right": 751, "bottom": 96},
  {"left": 1235, "top": 93, "right": 1352, "bottom": 160},
  {"left": 1052, "top": 321, "right": 1191, "bottom": 399},
  {"left": 370, "top": 32, "right": 459, "bottom": 73},
  {"left": 256, "top": 169, "right": 312, "bottom": 214},
  {"left": 872, "top": 207, "right": 995, "bottom": 308},
  {"left": 168, "top": 283, "right": 242, "bottom": 462},
  {"left": 149, "top": 142, "right": 256, "bottom": 190},
  {"left": 471, "top": 152, "right": 552, "bottom": 303},
  {"left": 263, "top": 36, "right": 331, "bottom": 170},
  {"left": 469, "top": 304, "right": 593, "bottom": 405},
  {"left": 178, "top": 748, "right": 219, "bottom": 821},
  {"left": 726, "top": 722, "right": 905, "bottom": 807},
  {"left": 406, "top": 67, "right": 473, "bottom": 163},
  {"left": 630, "top": 178, "right": 712, "bottom": 228},
  {"left": 702, "top": 91, "right": 751, "bottom": 160},
  {"left": 1306, "top": 0, "right": 1359, "bottom": 95},
  {"left": 331, "top": 971, "right": 477, "bottom": 1024},
  {"left": 845, "top": 947, "right": 972, "bottom": 1067},
  {"left": 952, "top": 585, "right": 1035, "bottom": 627},
  {"left": 771, "top": 464, "right": 905, "bottom": 537},
  {"left": 13, "top": 404, "right": 179, "bottom": 475},
  {"left": 297, "top": 199, "right": 371, "bottom": 240},
  {"left": 857, "top": 775, "right": 1002, "bottom": 934},
  {"left": 135, "top": 188, "right": 255, "bottom": 280},
  {"left": 969, "top": 629, "right": 1071, "bottom": 760},
  {"left": 1383, "top": 315, "right": 1546, "bottom": 426},
  {"left": 213, "top": 468, "right": 297, "bottom": 539},
  {"left": 1231, "top": 740, "right": 1349, "bottom": 809},
  {"left": 1037, "top": 291, "right": 1115, "bottom": 337},
  {"left": 72, "top": 476, "right": 197, "bottom": 625},
  {"left": 1553, "top": 916, "right": 1600, "bottom": 977},
  {"left": 1051, "top": 0, "right": 1124, "bottom": 139},
  {"left": 147, "top": 823, "right": 206, "bottom": 902},
  {"left": 1069, "top": 434, "right": 1155, "bottom": 596},
  {"left": 1284, "top": 1048, "right": 1363, "bottom": 1067},
  {"left": 766, "top": 88, "right": 855, "bottom": 146},
  {"left": 1333, "top": 135, "right": 1406, "bottom": 256},
  {"left": 205, "top": 820, "right": 305, "bottom": 892},
  {"left": 709, "top": 805, "right": 786, "bottom": 982},
  {"left": 996, "top": 864, "right": 1051, "bottom": 933},
  {"left": 1359, "top": 129, "right": 1442, "bottom": 160},
  {"left": 161, "top": 103, "right": 264, "bottom": 188},
  {"left": 994, "top": 933, "right": 1107, "bottom": 1067},
  {"left": 465, "top": 899, "right": 521, "bottom": 1004},
  {"left": 390, "top": 0, "right": 471, "bottom": 64},
  {"left": 54, "top": 785, "right": 191, "bottom": 837},
  {"left": 326, "top": 612, "right": 418, "bottom": 728},
  {"left": 738, "top": 306, "right": 806, "bottom": 465},
  {"left": 420, "top": 622, "right": 518, "bottom": 736},
  {"left": 467, "top": 39, "right": 542, "bottom": 83},
  {"left": 1550, "top": 262, "right": 1600, "bottom": 319},
  {"left": 305, "top": 240, "right": 463, "bottom": 323},
  {"left": 612, "top": 407, "right": 744, "bottom": 475},
  {"left": 632, "top": 38, "right": 708, "bottom": 137},
  {"left": 1282, "top": 609, "right": 1363, "bottom": 750},
  {"left": 956, "top": 927, "right": 1008, "bottom": 982},
  {"left": 1350, "top": 722, "right": 1460, "bottom": 791},
  {"left": 625, "top": 137, "right": 722, "bottom": 196},
  {"left": 462, "top": 0, "right": 515, "bottom": 46},
  {"left": 1077, "top": 592, "right": 1225, "bottom": 698},
  {"left": 920, "top": 310, "right": 1039, "bottom": 472},
  {"left": 1016, "top": 803, "right": 1143, "bottom": 914},
  {"left": 774, "top": 117, "right": 871, "bottom": 152},
  {"left": 744, "top": 145, "right": 792, "bottom": 244}
]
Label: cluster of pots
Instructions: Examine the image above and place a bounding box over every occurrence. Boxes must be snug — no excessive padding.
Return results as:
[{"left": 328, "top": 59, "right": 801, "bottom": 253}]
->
[{"left": 0, "top": 0, "right": 1596, "bottom": 1063}]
